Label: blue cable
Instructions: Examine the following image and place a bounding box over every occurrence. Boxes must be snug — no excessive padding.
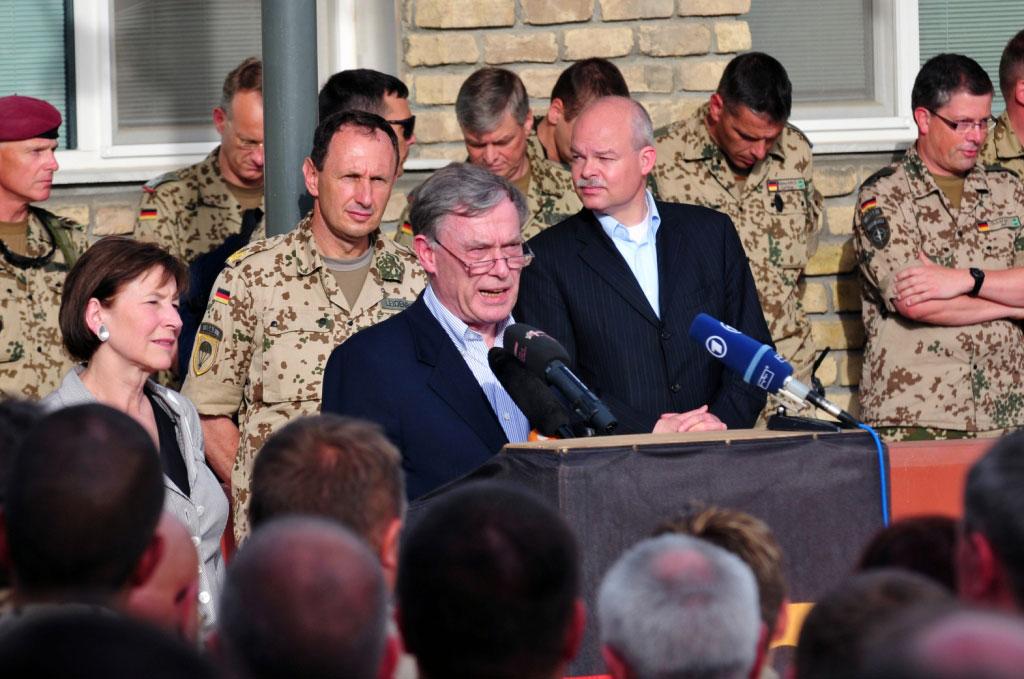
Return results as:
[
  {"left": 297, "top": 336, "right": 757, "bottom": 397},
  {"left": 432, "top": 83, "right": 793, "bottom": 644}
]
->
[{"left": 857, "top": 422, "right": 891, "bottom": 527}]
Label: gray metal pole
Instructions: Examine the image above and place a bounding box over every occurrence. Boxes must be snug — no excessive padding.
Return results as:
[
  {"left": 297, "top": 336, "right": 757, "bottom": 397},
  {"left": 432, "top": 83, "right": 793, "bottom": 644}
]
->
[{"left": 261, "top": 0, "right": 318, "bottom": 236}]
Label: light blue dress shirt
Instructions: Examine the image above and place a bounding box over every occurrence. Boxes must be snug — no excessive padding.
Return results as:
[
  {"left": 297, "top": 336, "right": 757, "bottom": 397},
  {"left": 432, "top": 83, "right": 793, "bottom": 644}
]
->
[
  {"left": 597, "top": 189, "right": 662, "bottom": 316},
  {"left": 422, "top": 284, "right": 531, "bottom": 443}
]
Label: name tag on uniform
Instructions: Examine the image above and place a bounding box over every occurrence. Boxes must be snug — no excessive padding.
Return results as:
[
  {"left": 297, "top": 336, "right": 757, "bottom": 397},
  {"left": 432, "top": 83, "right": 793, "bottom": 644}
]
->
[
  {"left": 766, "top": 178, "right": 806, "bottom": 192},
  {"left": 977, "top": 216, "right": 1022, "bottom": 232},
  {"left": 382, "top": 297, "right": 412, "bottom": 311}
]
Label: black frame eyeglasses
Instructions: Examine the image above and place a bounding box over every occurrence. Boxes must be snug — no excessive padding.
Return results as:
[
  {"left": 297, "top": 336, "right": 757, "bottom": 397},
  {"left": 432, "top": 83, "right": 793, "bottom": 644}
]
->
[
  {"left": 387, "top": 115, "right": 416, "bottom": 140},
  {"left": 433, "top": 239, "right": 534, "bottom": 276},
  {"left": 928, "top": 110, "right": 996, "bottom": 135}
]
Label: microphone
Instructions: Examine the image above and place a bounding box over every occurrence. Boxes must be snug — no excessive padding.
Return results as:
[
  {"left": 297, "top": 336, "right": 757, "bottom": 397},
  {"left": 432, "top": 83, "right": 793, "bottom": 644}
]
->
[
  {"left": 688, "top": 313, "right": 860, "bottom": 427},
  {"left": 487, "top": 347, "right": 574, "bottom": 439},
  {"left": 503, "top": 324, "right": 618, "bottom": 434}
]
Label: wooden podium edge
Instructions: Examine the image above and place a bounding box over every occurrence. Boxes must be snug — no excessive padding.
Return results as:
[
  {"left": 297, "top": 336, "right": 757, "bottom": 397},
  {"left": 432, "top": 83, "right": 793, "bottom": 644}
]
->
[{"left": 504, "top": 427, "right": 865, "bottom": 454}]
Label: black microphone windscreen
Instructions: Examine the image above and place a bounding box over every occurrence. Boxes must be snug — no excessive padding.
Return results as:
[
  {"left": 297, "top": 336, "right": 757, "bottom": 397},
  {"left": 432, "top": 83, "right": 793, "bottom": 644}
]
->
[
  {"left": 488, "top": 347, "right": 570, "bottom": 437},
  {"left": 503, "top": 324, "right": 571, "bottom": 377}
]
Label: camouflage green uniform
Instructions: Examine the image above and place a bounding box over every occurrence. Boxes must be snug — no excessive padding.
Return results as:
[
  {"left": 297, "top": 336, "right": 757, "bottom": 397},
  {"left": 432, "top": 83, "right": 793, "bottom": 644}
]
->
[
  {"left": 0, "top": 208, "right": 87, "bottom": 399},
  {"left": 651, "top": 103, "right": 824, "bottom": 377},
  {"left": 134, "top": 149, "right": 265, "bottom": 263},
  {"left": 393, "top": 133, "right": 581, "bottom": 246},
  {"left": 853, "top": 144, "right": 1024, "bottom": 433},
  {"left": 980, "top": 111, "right": 1024, "bottom": 180},
  {"left": 181, "top": 215, "right": 426, "bottom": 541}
]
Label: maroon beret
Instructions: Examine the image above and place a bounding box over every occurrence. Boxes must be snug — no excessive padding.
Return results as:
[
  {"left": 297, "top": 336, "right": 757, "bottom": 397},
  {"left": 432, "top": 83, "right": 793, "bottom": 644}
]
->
[{"left": 0, "top": 95, "right": 62, "bottom": 142}]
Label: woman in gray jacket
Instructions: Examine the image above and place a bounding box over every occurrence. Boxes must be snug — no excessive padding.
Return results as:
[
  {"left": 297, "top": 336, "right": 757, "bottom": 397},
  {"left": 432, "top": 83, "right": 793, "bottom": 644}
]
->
[{"left": 42, "top": 236, "right": 228, "bottom": 634}]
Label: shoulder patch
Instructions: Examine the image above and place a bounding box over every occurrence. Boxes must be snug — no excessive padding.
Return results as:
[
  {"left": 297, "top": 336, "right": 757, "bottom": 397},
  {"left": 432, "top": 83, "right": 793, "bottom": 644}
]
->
[
  {"left": 859, "top": 198, "right": 890, "bottom": 249},
  {"left": 142, "top": 170, "right": 181, "bottom": 193},
  {"left": 224, "top": 234, "right": 282, "bottom": 267},
  {"left": 859, "top": 166, "right": 896, "bottom": 191}
]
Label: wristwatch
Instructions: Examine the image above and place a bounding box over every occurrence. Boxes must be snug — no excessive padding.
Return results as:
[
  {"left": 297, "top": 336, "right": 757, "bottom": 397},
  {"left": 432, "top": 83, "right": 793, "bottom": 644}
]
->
[{"left": 968, "top": 267, "right": 985, "bottom": 297}]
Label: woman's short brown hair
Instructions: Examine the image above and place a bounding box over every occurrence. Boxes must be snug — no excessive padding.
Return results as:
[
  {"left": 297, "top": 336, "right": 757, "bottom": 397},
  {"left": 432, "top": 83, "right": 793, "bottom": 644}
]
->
[{"left": 60, "top": 236, "right": 187, "bottom": 362}]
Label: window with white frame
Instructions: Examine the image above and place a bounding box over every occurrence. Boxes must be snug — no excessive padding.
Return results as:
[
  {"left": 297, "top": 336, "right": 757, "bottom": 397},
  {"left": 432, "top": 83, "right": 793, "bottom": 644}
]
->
[
  {"left": 746, "top": 0, "right": 920, "bottom": 153},
  {"left": 0, "top": 0, "right": 73, "bottom": 149},
  {"left": 919, "top": 0, "right": 1024, "bottom": 115},
  {"left": 111, "top": 0, "right": 262, "bottom": 146}
]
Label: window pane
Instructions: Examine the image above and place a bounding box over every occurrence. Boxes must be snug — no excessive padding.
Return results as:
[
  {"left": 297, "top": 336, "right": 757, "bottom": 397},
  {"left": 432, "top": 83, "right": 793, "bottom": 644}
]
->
[
  {"left": 0, "top": 0, "right": 71, "bottom": 149},
  {"left": 747, "top": 0, "right": 874, "bottom": 103},
  {"left": 919, "top": 0, "right": 1024, "bottom": 115},
  {"left": 112, "top": 0, "right": 261, "bottom": 145}
]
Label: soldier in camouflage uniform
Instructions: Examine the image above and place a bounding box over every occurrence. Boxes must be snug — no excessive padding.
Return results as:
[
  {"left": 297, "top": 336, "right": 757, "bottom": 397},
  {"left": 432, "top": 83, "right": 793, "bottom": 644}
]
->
[
  {"left": 182, "top": 111, "right": 426, "bottom": 541},
  {"left": 652, "top": 53, "right": 823, "bottom": 396},
  {"left": 0, "top": 96, "right": 88, "bottom": 399},
  {"left": 980, "top": 30, "right": 1024, "bottom": 178},
  {"left": 395, "top": 68, "right": 582, "bottom": 248},
  {"left": 854, "top": 54, "right": 1024, "bottom": 441},
  {"left": 134, "top": 58, "right": 266, "bottom": 264}
]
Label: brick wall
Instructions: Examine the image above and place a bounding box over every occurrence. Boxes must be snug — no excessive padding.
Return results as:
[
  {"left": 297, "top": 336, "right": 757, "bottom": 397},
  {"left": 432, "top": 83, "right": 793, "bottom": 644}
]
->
[{"left": 400, "top": 0, "right": 753, "bottom": 161}]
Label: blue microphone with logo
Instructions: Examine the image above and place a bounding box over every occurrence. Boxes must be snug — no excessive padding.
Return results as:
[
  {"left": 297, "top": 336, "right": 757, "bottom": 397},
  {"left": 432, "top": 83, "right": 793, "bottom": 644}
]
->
[{"left": 688, "top": 313, "right": 859, "bottom": 427}]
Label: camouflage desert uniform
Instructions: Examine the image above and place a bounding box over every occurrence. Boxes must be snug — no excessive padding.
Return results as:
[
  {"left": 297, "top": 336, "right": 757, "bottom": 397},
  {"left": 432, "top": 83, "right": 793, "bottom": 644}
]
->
[
  {"left": 980, "top": 111, "right": 1024, "bottom": 180},
  {"left": 181, "top": 215, "right": 426, "bottom": 541},
  {"left": 0, "top": 208, "right": 87, "bottom": 399},
  {"left": 393, "top": 133, "right": 582, "bottom": 246},
  {"left": 853, "top": 145, "right": 1024, "bottom": 436},
  {"left": 134, "top": 148, "right": 265, "bottom": 263},
  {"left": 651, "top": 103, "right": 823, "bottom": 379}
]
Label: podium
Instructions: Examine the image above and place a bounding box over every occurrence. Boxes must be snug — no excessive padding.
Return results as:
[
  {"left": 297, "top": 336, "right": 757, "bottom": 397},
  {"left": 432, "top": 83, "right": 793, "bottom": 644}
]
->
[{"left": 409, "top": 428, "right": 887, "bottom": 677}]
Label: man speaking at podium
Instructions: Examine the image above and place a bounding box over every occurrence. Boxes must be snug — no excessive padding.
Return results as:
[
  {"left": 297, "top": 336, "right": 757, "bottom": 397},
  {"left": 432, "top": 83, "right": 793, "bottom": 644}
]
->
[
  {"left": 321, "top": 163, "right": 533, "bottom": 500},
  {"left": 515, "top": 96, "right": 770, "bottom": 434}
]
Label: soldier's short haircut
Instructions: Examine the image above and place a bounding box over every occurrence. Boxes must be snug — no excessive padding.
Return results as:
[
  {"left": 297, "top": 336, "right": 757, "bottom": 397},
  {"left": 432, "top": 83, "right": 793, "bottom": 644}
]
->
[
  {"left": 999, "top": 29, "right": 1024, "bottom": 100},
  {"left": 963, "top": 431, "right": 1024, "bottom": 608},
  {"left": 220, "top": 517, "right": 389, "bottom": 679},
  {"left": 717, "top": 52, "right": 792, "bottom": 124},
  {"left": 794, "top": 569, "right": 951, "bottom": 679},
  {"left": 60, "top": 236, "right": 188, "bottom": 363},
  {"left": 550, "top": 58, "right": 630, "bottom": 121},
  {"left": 456, "top": 67, "right": 530, "bottom": 135},
  {"left": 0, "top": 398, "right": 43, "bottom": 502},
  {"left": 911, "top": 53, "right": 993, "bottom": 113},
  {"left": 408, "top": 162, "right": 528, "bottom": 241},
  {"left": 250, "top": 414, "right": 404, "bottom": 552},
  {"left": 220, "top": 57, "right": 263, "bottom": 114},
  {"left": 857, "top": 515, "right": 958, "bottom": 592},
  {"left": 397, "top": 481, "right": 580, "bottom": 679},
  {"left": 318, "top": 69, "right": 410, "bottom": 121},
  {"left": 5, "top": 404, "right": 164, "bottom": 597},
  {"left": 598, "top": 534, "right": 761, "bottom": 679},
  {"left": 657, "top": 504, "right": 788, "bottom": 644},
  {"left": 309, "top": 109, "right": 399, "bottom": 173},
  {"left": 0, "top": 610, "right": 219, "bottom": 679}
]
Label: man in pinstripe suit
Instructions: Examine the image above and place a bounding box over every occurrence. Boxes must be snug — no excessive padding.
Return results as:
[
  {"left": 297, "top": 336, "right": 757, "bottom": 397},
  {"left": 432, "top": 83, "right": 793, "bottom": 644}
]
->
[{"left": 516, "top": 97, "right": 770, "bottom": 434}]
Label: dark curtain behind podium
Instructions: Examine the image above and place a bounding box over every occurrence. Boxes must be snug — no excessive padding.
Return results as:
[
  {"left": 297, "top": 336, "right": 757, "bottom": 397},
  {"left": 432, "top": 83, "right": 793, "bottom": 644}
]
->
[{"left": 407, "top": 431, "right": 888, "bottom": 677}]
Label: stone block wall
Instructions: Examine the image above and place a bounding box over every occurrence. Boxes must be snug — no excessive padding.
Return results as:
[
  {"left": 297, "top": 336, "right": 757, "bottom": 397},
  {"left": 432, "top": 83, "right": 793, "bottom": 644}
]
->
[{"left": 400, "top": 0, "right": 753, "bottom": 161}]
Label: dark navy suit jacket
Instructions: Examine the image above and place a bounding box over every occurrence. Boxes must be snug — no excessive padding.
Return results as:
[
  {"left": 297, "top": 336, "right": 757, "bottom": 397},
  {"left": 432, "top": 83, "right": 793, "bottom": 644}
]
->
[
  {"left": 321, "top": 295, "right": 508, "bottom": 500},
  {"left": 514, "top": 201, "right": 770, "bottom": 434}
]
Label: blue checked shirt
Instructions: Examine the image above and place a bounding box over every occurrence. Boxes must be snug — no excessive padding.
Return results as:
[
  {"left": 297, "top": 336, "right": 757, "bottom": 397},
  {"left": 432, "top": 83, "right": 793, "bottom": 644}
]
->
[
  {"left": 423, "top": 285, "right": 531, "bottom": 443},
  {"left": 597, "top": 189, "right": 662, "bottom": 316}
]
